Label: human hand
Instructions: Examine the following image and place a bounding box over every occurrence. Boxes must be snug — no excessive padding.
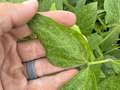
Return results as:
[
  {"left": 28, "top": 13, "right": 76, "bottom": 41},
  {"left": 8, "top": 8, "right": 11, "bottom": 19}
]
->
[{"left": 0, "top": 0, "right": 77, "bottom": 90}]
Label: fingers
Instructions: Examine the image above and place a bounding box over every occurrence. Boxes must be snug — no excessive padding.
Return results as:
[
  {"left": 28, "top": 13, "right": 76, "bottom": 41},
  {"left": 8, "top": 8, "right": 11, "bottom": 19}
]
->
[
  {"left": 40, "top": 11, "right": 76, "bottom": 27},
  {"left": 11, "top": 10, "right": 76, "bottom": 39},
  {"left": 53, "top": 69, "right": 78, "bottom": 88},
  {"left": 34, "top": 58, "right": 63, "bottom": 77},
  {"left": 17, "top": 40, "right": 63, "bottom": 77},
  {"left": 24, "top": 58, "right": 63, "bottom": 78},
  {"left": 10, "top": 25, "right": 32, "bottom": 39},
  {"left": 17, "top": 40, "right": 45, "bottom": 61},
  {"left": 28, "top": 69, "right": 78, "bottom": 90},
  {"left": 0, "top": 81, "right": 3, "bottom": 90},
  {"left": 0, "top": 0, "right": 38, "bottom": 29}
]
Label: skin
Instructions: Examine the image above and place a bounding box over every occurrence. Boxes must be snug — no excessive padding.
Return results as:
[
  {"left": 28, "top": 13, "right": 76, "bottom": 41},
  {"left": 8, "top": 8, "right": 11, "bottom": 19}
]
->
[{"left": 0, "top": 0, "right": 78, "bottom": 90}]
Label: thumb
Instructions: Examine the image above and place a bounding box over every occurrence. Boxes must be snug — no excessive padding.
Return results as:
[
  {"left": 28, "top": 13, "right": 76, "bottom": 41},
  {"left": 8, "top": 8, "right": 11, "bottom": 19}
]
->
[
  {"left": 10, "top": 0, "right": 38, "bottom": 27},
  {"left": 0, "top": 0, "right": 38, "bottom": 29}
]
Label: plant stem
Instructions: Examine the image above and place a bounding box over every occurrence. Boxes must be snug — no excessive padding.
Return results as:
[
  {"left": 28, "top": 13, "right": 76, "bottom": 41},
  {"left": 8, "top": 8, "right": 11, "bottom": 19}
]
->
[
  {"left": 88, "top": 59, "right": 113, "bottom": 65},
  {"left": 104, "top": 46, "right": 120, "bottom": 55},
  {"left": 97, "top": 16, "right": 107, "bottom": 29}
]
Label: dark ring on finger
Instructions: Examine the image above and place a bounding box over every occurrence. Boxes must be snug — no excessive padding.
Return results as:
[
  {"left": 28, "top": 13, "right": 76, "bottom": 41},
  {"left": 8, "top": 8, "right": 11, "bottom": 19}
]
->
[
  {"left": 24, "top": 60, "right": 37, "bottom": 80},
  {"left": 24, "top": 56, "right": 46, "bottom": 80}
]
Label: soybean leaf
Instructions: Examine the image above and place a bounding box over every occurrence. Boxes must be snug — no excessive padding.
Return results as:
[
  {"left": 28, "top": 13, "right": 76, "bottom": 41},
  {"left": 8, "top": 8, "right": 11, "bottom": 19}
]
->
[
  {"left": 99, "top": 26, "right": 120, "bottom": 52},
  {"left": 70, "top": 25, "right": 95, "bottom": 62},
  {"left": 107, "top": 59, "right": 120, "bottom": 74},
  {"left": 108, "top": 49, "right": 120, "bottom": 59},
  {"left": 39, "top": 0, "right": 63, "bottom": 11},
  {"left": 61, "top": 67, "right": 98, "bottom": 90},
  {"left": 98, "top": 75, "right": 120, "bottom": 90},
  {"left": 39, "top": 0, "right": 54, "bottom": 11},
  {"left": 86, "top": 0, "right": 97, "bottom": 3},
  {"left": 88, "top": 33, "right": 104, "bottom": 58},
  {"left": 88, "top": 33, "right": 103, "bottom": 49},
  {"left": 102, "top": 62, "right": 117, "bottom": 76},
  {"left": 104, "top": 0, "right": 120, "bottom": 25},
  {"left": 67, "top": 0, "right": 77, "bottom": 6},
  {"left": 76, "top": 2, "right": 97, "bottom": 35},
  {"left": 97, "top": 0, "right": 104, "bottom": 9},
  {"left": 55, "top": 0, "right": 63, "bottom": 10},
  {"left": 76, "top": 0, "right": 86, "bottom": 9},
  {"left": 112, "top": 62, "right": 120, "bottom": 74},
  {"left": 28, "top": 14, "right": 88, "bottom": 68},
  {"left": 50, "top": 3, "right": 57, "bottom": 10}
]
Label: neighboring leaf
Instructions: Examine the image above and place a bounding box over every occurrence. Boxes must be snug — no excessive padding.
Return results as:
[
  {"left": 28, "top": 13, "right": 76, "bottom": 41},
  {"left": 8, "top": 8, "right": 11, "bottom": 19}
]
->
[
  {"left": 97, "top": 0, "right": 104, "bottom": 9},
  {"left": 112, "top": 62, "right": 120, "bottom": 74},
  {"left": 55, "top": 0, "right": 63, "bottom": 10},
  {"left": 94, "top": 21, "right": 105, "bottom": 33},
  {"left": 104, "top": 0, "right": 120, "bottom": 25},
  {"left": 61, "top": 67, "right": 97, "bottom": 90},
  {"left": 88, "top": 33, "right": 104, "bottom": 58},
  {"left": 98, "top": 75, "right": 120, "bottom": 90},
  {"left": 28, "top": 14, "right": 88, "bottom": 68},
  {"left": 109, "top": 49, "right": 120, "bottom": 59},
  {"left": 76, "top": 2, "right": 97, "bottom": 35},
  {"left": 76, "top": 0, "right": 86, "bottom": 9},
  {"left": 107, "top": 59, "right": 120, "bottom": 74},
  {"left": 100, "top": 26, "right": 120, "bottom": 52},
  {"left": 71, "top": 25, "right": 95, "bottom": 62},
  {"left": 86, "top": 0, "right": 97, "bottom": 3},
  {"left": 102, "top": 63, "right": 116, "bottom": 76},
  {"left": 67, "top": 0, "right": 77, "bottom": 6},
  {"left": 39, "top": 0, "right": 63, "bottom": 11},
  {"left": 50, "top": 3, "right": 57, "bottom": 10},
  {"left": 88, "top": 33, "right": 103, "bottom": 49},
  {"left": 39, "top": 0, "right": 54, "bottom": 11}
]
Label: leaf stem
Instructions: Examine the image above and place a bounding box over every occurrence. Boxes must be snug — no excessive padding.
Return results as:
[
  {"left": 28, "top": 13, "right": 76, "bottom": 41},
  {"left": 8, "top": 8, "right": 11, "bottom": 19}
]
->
[
  {"left": 88, "top": 59, "right": 113, "bottom": 65},
  {"left": 99, "top": 27, "right": 118, "bottom": 45},
  {"left": 104, "top": 46, "right": 120, "bottom": 55}
]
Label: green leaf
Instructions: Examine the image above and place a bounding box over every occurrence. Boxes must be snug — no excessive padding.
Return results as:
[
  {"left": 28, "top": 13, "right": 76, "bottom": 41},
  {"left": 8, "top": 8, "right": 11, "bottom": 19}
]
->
[
  {"left": 104, "top": 0, "right": 120, "bottom": 25},
  {"left": 76, "top": 0, "right": 86, "bottom": 9},
  {"left": 112, "top": 62, "right": 120, "bottom": 74},
  {"left": 101, "top": 58, "right": 120, "bottom": 76},
  {"left": 28, "top": 14, "right": 88, "bottom": 68},
  {"left": 109, "top": 49, "right": 120, "bottom": 59},
  {"left": 99, "top": 26, "right": 120, "bottom": 52},
  {"left": 39, "top": 0, "right": 63, "bottom": 11},
  {"left": 39, "top": 0, "right": 54, "bottom": 11},
  {"left": 76, "top": 2, "right": 97, "bottom": 35},
  {"left": 88, "top": 33, "right": 104, "bottom": 58},
  {"left": 50, "top": 3, "right": 57, "bottom": 10},
  {"left": 61, "top": 67, "right": 97, "bottom": 90},
  {"left": 88, "top": 33, "right": 103, "bottom": 49},
  {"left": 98, "top": 75, "right": 120, "bottom": 90},
  {"left": 54, "top": 0, "right": 63, "bottom": 10},
  {"left": 86, "top": 0, "right": 97, "bottom": 4},
  {"left": 97, "top": 0, "right": 104, "bottom": 9},
  {"left": 70, "top": 25, "right": 95, "bottom": 62}
]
